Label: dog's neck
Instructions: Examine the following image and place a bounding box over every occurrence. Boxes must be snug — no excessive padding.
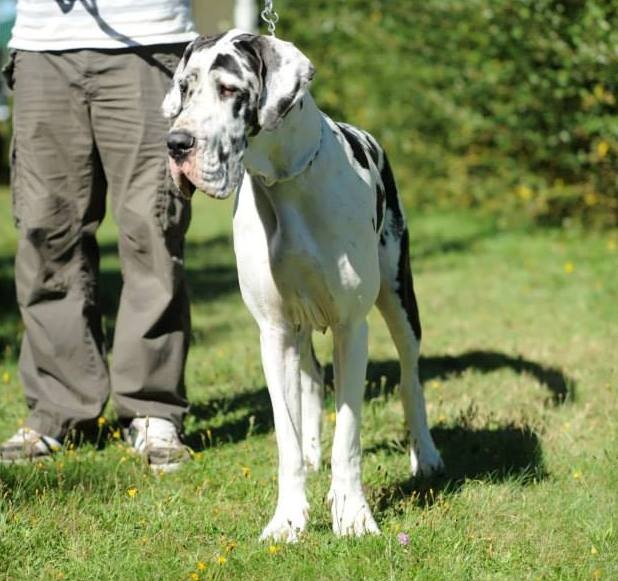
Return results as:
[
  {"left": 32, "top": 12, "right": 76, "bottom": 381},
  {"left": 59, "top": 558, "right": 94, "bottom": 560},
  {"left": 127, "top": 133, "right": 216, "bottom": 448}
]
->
[{"left": 244, "top": 94, "right": 322, "bottom": 186}]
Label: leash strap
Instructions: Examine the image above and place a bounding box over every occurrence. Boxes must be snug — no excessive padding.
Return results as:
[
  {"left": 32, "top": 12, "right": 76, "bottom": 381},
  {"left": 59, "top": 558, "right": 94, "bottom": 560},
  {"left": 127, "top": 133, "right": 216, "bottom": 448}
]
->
[{"left": 261, "top": 0, "right": 279, "bottom": 36}]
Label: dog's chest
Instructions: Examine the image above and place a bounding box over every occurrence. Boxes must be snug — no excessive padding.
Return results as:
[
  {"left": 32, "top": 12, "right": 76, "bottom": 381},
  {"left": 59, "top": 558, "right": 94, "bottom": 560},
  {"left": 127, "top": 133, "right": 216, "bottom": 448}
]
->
[{"left": 234, "top": 178, "right": 379, "bottom": 331}]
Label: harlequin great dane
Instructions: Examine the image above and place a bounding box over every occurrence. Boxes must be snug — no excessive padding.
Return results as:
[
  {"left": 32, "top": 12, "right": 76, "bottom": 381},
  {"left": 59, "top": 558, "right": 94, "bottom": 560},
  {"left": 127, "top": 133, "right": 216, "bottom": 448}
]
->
[{"left": 163, "top": 30, "right": 444, "bottom": 541}]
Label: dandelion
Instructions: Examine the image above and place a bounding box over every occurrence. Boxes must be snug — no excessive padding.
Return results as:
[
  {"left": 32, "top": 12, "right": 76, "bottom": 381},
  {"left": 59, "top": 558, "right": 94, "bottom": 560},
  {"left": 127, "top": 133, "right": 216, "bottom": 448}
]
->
[
  {"left": 2, "top": 371, "right": 9, "bottom": 384},
  {"left": 127, "top": 486, "right": 138, "bottom": 498},
  {"left": 591, "top": 546, "right": 598, "bottom": 555},
  {"left": 563, "top": 262, "right": 575, "bottom": 274},
  {"left": 572, "top": 470, "right": 582, "bottom": 480},
  {"left": 268, "top": 544, "right": 280, "bottom": 555},
  {"left": 97, "top": 416, "right": 107, "bottom": 427},
  {"left": 397, "top": 532, "right": 410, "bottom": 546},
  {"left": 112, "top": 429, "right": 121, "bottom": 440},
  {"left": 196, "top": 561, "right": 207, "bottom": 571},
  {"left": 189, "top": 573, "right": 199, "bottom": 581},
  {"left": 242, "top": 466, "right": 251, "bottom": 478},
  {"left": 430, "top": 380, "right": 441, "bottom": 389},
  {"left": 216, "top": 555, "right": 227, "bottom": 565}
]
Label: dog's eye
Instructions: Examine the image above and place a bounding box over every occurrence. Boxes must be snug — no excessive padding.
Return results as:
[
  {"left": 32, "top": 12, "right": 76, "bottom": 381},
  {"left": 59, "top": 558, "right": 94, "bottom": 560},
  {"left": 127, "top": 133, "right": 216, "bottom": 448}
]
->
[{"left": 219, "top": 84, "right": 238, "bottom": 99}]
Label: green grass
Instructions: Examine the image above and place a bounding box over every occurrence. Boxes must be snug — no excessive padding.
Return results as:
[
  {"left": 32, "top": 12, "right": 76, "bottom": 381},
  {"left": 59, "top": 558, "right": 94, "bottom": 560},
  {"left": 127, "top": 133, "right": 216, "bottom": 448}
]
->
[{"left": 0, "top": 187, "right": 616, "bottom": 579}]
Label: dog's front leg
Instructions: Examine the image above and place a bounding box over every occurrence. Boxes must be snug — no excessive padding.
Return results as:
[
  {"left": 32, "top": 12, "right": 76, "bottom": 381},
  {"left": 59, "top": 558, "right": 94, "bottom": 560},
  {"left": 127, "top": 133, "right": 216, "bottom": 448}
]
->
[
  {"left": 328, "top": 320, "right": 380, "bottom": 536},
  {"left": 299, "top": 329, "right": 324, "bottom": 471},
  {"left": 259, "top": 325, "right": 309, "bottom": 543}
]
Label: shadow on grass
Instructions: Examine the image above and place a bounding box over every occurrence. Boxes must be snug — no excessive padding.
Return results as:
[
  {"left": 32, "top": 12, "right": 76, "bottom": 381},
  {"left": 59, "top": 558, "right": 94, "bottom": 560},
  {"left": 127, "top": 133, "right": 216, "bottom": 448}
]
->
[
  {"left": 365, "top": 350, "right": 576, "bottom": 405},
  {"left": 368, "top": 422, "right": 545, "bottom": 513}
]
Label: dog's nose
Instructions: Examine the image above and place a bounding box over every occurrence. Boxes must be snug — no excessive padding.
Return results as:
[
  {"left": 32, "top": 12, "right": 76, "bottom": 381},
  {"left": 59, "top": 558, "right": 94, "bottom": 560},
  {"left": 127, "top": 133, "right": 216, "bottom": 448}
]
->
[{"left": 166, "top": 130, "right": 195, "bottom": 157}]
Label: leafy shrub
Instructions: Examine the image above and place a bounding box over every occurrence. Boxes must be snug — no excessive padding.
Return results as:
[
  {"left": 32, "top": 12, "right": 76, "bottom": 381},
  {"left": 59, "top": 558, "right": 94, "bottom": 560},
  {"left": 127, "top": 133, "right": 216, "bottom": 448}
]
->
[{"left": 278, "top": 0, "right": 617, "bottom": 226}]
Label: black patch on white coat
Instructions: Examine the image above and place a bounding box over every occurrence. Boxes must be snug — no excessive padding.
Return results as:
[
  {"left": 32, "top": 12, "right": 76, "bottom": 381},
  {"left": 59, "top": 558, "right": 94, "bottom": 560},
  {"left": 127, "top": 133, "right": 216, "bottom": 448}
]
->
[
  {"left": 379, "top": 153, "right": 421, "bottom": 340},
  {"left": 396, "top": 229, "right": 422, "bottom": 341},
  {"left": 337, "top": 123, "right": 369, "bottom": 170},
  {"left": 380, "top": 153, "right": 405, "bottom": 239},
  {"left": 210, "top": 53, "right": 244, "bottom": 79},
  {"left": 183, "top": 33, "right": 224, "bottom": 66},
  {"left": 376, "top": 183, "right": 385, "bottom": 234}
]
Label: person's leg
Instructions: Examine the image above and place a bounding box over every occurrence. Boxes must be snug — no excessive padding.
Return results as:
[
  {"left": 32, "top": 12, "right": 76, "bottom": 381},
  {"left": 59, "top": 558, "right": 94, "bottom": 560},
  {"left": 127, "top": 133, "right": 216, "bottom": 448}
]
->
[
  {"left": 88, "top": 45, "right": 191, "bottom": 431},
  {"left": 10, "top": 50, "right": 110, "bottom": 440}
]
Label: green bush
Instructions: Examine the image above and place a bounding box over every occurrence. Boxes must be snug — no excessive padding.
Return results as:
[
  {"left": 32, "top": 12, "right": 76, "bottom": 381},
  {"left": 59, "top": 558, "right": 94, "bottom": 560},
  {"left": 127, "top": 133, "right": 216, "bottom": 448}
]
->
[{"left": 279, "top": 0, "right": 617, "bottom": 226}]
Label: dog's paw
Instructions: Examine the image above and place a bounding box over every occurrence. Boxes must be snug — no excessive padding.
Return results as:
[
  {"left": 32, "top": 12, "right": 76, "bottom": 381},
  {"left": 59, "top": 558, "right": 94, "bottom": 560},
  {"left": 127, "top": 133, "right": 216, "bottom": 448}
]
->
[
  {"left": 260, "top": 500, "right": 309, "bottom": 543},
  {"left": 328, "top": 488, "right": 380, "bottom": 537},
  {"left": 410, "top": 439, "right": 445, "bottom": 477}
]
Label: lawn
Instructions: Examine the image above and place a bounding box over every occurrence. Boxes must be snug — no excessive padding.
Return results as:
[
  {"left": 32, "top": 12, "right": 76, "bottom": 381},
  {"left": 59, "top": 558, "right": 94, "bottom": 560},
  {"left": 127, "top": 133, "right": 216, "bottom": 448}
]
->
[{"left": 0, "top": 186, "right": 616, "bottom": 579}]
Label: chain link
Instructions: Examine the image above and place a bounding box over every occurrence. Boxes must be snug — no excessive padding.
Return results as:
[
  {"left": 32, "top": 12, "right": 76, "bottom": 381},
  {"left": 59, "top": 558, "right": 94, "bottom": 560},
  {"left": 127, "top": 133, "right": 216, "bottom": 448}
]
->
[{"left": 260, "top": 0, "right": 279, "bottom": 36}]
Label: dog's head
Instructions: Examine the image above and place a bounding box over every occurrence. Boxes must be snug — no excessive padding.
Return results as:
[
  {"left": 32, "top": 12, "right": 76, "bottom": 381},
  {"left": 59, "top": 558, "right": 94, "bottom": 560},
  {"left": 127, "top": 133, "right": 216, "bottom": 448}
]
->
[{"left": 163, "top": 30, "right": 315, "bottom": 198}]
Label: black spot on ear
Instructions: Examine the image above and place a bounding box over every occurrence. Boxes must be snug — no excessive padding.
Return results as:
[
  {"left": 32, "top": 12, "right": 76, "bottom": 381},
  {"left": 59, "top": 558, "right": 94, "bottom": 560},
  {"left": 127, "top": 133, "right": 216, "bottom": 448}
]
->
[
  {"left": 210, "top": 53, "right": 244, "bottom": 79},
  {"left": 183, "top": 33, "right": 225, "bottom": 66},
  {"left": 337, "top": 123, "right": 369, "bottom": 169},
  {"left": 275, "top": 78, "right": 301, "bottom": 119}
]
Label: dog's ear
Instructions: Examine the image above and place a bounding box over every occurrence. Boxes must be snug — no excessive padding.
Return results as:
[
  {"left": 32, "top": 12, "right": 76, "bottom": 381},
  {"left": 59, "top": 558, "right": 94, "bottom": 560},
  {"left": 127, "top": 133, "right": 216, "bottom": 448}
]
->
[
  {"left": 162, "top": 38, "right": 200, "bottom": 119},
  {"left": 244, "top": 35, "right": 315, "bottom": 132}
]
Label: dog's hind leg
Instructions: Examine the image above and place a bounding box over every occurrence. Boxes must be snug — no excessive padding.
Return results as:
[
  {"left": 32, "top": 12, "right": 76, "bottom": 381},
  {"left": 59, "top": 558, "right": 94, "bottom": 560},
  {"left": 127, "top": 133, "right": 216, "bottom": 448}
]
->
[
  {"left": 328, "top": 320, "right": 380, "bottom": 536},
  {"left": 299, "top": 329, "right": 324, "bottom": 471},
  {"left": 258, "top": 325, "right": 309, "bottom": 543},
  {"left": 376, "top": 226, "right": 444, "bottom": 477}
]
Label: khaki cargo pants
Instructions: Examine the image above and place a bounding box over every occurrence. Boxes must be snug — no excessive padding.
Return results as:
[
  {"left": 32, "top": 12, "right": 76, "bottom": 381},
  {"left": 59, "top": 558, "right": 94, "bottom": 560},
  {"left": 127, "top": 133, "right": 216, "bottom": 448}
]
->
[{"left": 8, "top": 45, "right": 191, "bottom": 439}]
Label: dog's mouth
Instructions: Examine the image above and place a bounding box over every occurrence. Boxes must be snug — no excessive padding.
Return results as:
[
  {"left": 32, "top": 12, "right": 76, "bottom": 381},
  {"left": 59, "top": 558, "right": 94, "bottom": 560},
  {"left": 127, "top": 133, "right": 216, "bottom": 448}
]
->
[{"left": 169, "top": 156, "right": 197, "bottom": 198}]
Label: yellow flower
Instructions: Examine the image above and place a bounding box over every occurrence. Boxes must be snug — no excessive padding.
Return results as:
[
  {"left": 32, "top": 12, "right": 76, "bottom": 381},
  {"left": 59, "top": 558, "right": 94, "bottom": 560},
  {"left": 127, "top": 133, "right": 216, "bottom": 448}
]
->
[
  {"left": 216, "top": 555, "right": 226, "bottom": 565},
  {"left": 596, "top": 140, "right": 610, "bottom": 159},
  {"left": 97, "top": 416, "right": 107, "bottom": 427},
  {"left": 225, "top": 540, "right": 238, "bottom": 553},
  {"left": 112, "top": 429, "right": 121, "bottom": 440},
  {"left": 563, "top": 262, "right": 575, "bottom": 274},
  {"left": 196, "top": 561, "right": 207, "bottom": 571},
  {"left": 591, "top": 546, "right": 598, "bottom": 555},
  {"left": 242, "top": 466, "right": 251, "bottom": 478},
  {"left": 189, "top": 573, "right": 199, "bottom": 581},
  {"left": 430, "top": 380, "right": 441, "bottom": 389},
  {"left": 516, "top": 185, "right": 533, "bottom": 201},
  {"left": 572, "top": 470, "right": 582, "bottom": 480},
  {"left": 268, "top": 544, "right": 280, "bottom": 555},
  {"left": 1, "top": 371, "right": 9, "bottom": 384},
  {"left": 127, "top": 486, "right": 138, "bottom": 498}
]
